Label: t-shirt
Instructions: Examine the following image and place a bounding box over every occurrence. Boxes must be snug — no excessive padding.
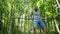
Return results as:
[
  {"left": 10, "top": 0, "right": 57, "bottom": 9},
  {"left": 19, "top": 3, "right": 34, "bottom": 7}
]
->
[{"left": 31, "top": 10, "right": 40, "bottom": 18}]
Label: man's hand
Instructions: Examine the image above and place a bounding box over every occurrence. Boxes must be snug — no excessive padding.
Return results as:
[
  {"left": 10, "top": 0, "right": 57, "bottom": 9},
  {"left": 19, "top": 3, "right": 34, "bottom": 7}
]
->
[{"left": 42, "top": 18, "right": 45, "bottom": 20}]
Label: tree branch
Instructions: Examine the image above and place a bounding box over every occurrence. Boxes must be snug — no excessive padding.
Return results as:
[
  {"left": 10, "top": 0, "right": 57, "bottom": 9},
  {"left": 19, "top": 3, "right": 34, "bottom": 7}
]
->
[
  {"left": 56, "top": 0, "right": 60, "bottom": 7},
  {"left": 54, "top": 19, "right": 60, "bottom": 34}
]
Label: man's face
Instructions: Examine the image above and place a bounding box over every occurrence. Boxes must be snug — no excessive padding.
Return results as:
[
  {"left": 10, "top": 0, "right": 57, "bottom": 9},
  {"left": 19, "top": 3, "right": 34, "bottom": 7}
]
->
[{"left": 34, "top": 6, "right": 38, "bottom": 11}]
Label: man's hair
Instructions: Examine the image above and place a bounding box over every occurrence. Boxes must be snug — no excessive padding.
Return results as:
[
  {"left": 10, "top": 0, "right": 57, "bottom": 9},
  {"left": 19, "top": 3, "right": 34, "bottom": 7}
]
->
[{"left": 34, "top": 6, "right": 38, "bottom": 11}]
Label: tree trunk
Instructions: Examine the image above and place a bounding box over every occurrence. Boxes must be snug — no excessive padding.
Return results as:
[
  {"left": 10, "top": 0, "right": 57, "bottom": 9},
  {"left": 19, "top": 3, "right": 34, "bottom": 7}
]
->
[{"left": 54, "top": 19, "right": 60, "bottom": 34}]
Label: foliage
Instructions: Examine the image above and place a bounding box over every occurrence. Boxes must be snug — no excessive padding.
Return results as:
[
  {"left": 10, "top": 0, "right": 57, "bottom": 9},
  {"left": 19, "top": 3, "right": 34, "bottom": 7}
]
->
[{"left": 0, "top": 0, "right": 60, "bottom": 34}]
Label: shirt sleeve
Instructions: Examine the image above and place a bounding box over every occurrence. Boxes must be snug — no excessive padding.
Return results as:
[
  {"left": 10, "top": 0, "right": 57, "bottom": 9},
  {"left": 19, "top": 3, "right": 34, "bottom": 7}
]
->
[{"left": 31, "top": 11, "right": 33, "bottom": 15}]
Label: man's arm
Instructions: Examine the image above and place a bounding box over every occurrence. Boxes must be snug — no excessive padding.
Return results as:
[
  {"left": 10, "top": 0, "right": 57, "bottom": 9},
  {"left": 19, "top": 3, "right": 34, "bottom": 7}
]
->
[
  {"left": 28, "top": 11, "right": 33, "bottom": 20},
  {"left": 30, "top": 13, "right": 33, "bottom": 17},
  {"left": 40, "top": 16, "right": 45, "bottom": 20}
]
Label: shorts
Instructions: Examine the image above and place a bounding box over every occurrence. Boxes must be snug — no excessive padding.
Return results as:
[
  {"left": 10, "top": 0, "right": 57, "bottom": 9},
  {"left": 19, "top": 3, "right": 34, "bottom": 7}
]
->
[{"left": 34, "top": 18, "right": 46, "bottom": 29}]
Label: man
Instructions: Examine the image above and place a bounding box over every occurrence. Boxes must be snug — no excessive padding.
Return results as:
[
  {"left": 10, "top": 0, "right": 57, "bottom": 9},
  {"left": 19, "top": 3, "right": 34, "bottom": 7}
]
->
[{"left": 30, "top": 6, "right": 47, "bottom": 34}]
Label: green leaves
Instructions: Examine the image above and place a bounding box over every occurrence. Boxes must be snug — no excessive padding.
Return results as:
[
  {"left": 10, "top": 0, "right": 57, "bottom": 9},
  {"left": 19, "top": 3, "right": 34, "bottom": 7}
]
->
[{"left": 0, "top": 0, "right": 60, "bottom": 34}]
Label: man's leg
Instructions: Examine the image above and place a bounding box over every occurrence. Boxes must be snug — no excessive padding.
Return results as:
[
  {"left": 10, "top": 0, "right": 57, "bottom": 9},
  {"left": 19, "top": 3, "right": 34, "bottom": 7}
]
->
[
  {"left": 39, "top": 18, "right": 47, "bottom": 34},
  {"left": 34, "top": 27, "right": 37, "bottom": 34},
  {"left": 42, "top": 28, "right": 47, "bottom": 34},
  {"left": 34, "top": 19, "right": 38, "bottom": 34}
]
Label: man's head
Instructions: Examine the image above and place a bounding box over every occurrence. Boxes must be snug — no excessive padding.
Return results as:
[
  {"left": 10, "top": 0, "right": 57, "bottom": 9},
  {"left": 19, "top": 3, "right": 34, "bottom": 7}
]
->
[{"left": 34, "top": 6, "right": 38, "bottom": 11}]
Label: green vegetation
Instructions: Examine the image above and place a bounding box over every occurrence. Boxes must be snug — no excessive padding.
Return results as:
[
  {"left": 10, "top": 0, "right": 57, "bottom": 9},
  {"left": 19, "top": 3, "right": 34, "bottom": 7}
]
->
[{"left": 0, "top": 0, "right": 60, "bottom": 34}]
